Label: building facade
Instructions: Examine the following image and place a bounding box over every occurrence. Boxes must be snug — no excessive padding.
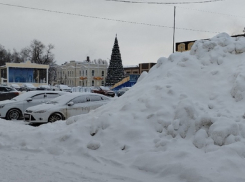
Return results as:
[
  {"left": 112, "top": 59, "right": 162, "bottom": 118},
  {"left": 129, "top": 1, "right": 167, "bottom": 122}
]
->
[
  {"left": 176, "top": 34, "right": 245, "bottom": 52},
  {"left": 56, "top": 57, "right": 108, "bottom": 87},
  {"left": 0, "top": 60, "right": 49, "bottom": 87},
  {"left": 124, "top": 63, "right": 156, "bottom": 76}
]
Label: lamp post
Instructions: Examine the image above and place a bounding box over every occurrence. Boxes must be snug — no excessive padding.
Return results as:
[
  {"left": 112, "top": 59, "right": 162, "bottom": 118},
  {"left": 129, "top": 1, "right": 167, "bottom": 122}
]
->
[
  {"left": 75, "top": 63, "right": 76, "bottom": 87},
  {"left": 173, "top": 6, "right": 176, "bottom": 53}
]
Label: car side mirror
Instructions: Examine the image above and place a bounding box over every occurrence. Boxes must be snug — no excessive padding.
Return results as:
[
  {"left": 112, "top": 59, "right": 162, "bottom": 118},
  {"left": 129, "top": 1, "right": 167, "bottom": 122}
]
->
[
  {"left": 67, "top": 102, "right": 74, "bottom": 106},
  {"left": 26, "top": 98, "right": 32, "bottom": 102}
]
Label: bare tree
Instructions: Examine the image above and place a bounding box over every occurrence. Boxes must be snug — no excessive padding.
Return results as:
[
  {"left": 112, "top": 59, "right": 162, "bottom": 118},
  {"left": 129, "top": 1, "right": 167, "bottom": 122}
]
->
[
  {"left": 0, "top": 40, "right": 56, "bottom": 83},
  {"left": 0, "top": 45, "right": 7, "bottom": 66},
  {"left": 22, "top": 39, "right": 54, "bottom": 65},
  {"left": 20, "top": 40, "right": 56, "bottom": 84}
]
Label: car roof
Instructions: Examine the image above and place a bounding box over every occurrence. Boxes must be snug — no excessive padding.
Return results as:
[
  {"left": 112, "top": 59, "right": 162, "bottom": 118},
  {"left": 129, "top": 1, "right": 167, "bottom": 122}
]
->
[
  {"left": 0, "top": 85, "right": 13, "bottom": 88},
  {"left": 26, "top": 90, "right": 67, "bottom": 94}
]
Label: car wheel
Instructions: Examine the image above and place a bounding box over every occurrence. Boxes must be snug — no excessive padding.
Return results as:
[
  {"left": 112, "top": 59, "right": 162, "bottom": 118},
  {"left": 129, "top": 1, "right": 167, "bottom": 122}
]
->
[
  {"left": 6, "top": 109, "right": 22, "bottom": 120},
  {"left": 48, "top": 113, "right": 63, "bottom": 123}
]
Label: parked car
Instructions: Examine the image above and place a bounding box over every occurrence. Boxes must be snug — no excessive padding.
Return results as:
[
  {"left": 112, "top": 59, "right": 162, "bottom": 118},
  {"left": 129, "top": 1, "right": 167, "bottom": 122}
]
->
[
  {"left": 24, "top": 93, "right": 110, "bottom": 123},
  {"left": 20, "top": 83, "right": 36, "bottom": 92},
  {"left": 10, "top": 83, "right": 21, "bottom": 91},
  {"left": 91, "top": 86, "right": 115, "bottom": 97},
  {"left": 0, "top": 86, "right": 20, "bottom": 101},
  {"left": 56, "top": 85, "right": 72, "bottom": 92},
  {"left": 0, "top": 91, "right": 67, "bottom": 120},
  {"left": 36, "top": 85, "right": 51, "bottom": 90},
  {"left": 117, "top": 87, "right": 130, "bottom": 97}
]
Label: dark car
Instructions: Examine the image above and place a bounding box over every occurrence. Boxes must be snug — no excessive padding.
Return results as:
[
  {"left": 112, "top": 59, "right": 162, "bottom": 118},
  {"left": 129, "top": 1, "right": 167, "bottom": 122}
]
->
[
  {"left": 36, "top": 85, "right": 51, "bottom": 90},
  {"left": 20, "top": 83, "right": 37, "bottom": 92},
  {"left": 117, "top": 87, "right": 130, "bottom": 97},
  {"left": 0, "top": 86, "right": 20, "bottom": 101},
  {"left": 91, "top": 86, "right": 115, "bottom": 97}
]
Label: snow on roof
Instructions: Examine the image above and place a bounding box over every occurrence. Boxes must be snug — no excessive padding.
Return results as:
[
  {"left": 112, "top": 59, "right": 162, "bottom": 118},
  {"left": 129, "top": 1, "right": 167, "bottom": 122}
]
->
[
  {"left": 46, "top": 92, "right": 92, "bottom": 104},
  {"left": 1, "top": 33, "right": 245, "bottom": 181},
  {"left": 23, "top": 83, "right": 36, "bottom": 88},
  {"left": 123, "top": 65, "right": 138, "bottom": 68},
  {"left": 12, "top": 91, "right": 66, "bottom": 101}
]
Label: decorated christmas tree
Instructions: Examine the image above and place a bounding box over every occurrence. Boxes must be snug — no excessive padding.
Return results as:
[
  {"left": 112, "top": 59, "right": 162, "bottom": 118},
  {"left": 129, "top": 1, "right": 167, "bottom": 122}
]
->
[{"left": 105, "top": 35, "right": 125, "bottom": 87}]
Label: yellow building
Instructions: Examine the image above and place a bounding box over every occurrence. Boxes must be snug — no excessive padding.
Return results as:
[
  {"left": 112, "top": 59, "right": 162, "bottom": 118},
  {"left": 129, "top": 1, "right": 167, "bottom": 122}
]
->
[
  {"left": 175, "top": 41, "right": 195, "bottom": 52},
  {"left": 176, "top": 34, "right": 245, "bottom": 52},
  {"left": 124, "top": 63, "right": 156, "bottom": 76}
]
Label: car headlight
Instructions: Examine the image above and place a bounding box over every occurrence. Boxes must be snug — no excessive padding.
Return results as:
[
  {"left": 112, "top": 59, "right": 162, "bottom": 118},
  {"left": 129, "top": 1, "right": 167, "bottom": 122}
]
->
[
  {"left": 34, "top": 110, "right": 47, "bottom": 113},
  {"left": 0, "top": 105, "right": 5, "bottom": 108}
]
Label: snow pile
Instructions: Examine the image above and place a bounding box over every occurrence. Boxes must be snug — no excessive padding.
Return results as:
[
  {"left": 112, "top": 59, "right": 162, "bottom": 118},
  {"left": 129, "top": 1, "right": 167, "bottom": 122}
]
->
[{"left": 1, "top": 33, "right": 245, "bottom": 182}]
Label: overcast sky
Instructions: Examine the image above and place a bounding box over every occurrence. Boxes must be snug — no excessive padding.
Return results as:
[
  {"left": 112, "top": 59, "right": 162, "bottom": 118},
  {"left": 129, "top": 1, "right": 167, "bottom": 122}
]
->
[{"left": 0, "top": 0, "right": 244, "bottom": 66}]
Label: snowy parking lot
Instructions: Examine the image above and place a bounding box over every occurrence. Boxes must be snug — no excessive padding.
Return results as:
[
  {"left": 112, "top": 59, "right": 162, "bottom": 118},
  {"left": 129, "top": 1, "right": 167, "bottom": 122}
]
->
[{"left": 1, "top": 33, "right": 245, "bottom": 182}]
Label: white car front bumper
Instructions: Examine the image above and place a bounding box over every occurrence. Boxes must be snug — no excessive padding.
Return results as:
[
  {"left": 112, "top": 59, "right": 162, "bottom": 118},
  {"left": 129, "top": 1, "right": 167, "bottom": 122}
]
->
[{"left": 24, "top": 112, "right": 49, "bottom": 123}]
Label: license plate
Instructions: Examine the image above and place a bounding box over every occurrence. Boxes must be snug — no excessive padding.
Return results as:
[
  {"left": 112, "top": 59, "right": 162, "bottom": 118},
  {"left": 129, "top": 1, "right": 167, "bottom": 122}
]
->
[{"left": 24, "top": 114, "right": 30, "bottom": 121}]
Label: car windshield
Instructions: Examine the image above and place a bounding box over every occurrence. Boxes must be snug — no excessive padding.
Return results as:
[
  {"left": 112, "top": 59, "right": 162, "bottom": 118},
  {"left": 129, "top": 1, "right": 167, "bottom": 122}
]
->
[{"left": 5, "top": 87, "right": 16, "bottom": 91}]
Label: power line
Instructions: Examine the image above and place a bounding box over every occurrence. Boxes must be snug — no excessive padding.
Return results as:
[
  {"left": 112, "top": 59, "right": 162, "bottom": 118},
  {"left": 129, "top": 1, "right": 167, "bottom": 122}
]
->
[
  {"left": 105, "top": 0, "right": 245, "bottom": 20},
  {"left": 105, "top": 0, "right": 224, "bottom": 4},
  {"left": 0, "top": 2, "right": 220, "bottom": 33},
  {"left": 176, "top": 6, "right": 245, "bottom": 19}
]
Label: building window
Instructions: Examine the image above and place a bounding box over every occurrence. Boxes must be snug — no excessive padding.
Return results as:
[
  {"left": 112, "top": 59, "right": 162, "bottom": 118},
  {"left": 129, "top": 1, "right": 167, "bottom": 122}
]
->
[
  {"left": 79, "top": 71, "right": 81, "bottom": 76},
  {"left": 92, "top": 70, "right": 95, "bottom": 76},
  {"left": 86, "top": 70, "right": 87, "bottom": 76},
  {"left": 92, "top": 80, "right": 94, "bottom": 86},
  {"left": 101, "top": 81, "right": 104, "bottom": 86},
  {"left": 141, "top": 64, "right": 148, "bottom": 69},
  {"left": 102, "top": 71, "right": 104, "bottom": 76}
]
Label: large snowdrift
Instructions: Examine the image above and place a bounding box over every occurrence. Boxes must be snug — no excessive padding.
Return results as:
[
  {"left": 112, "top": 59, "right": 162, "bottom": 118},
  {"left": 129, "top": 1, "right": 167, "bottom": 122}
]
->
[{"left": 1, "top": 33, "right": 245, "bottom": 182}]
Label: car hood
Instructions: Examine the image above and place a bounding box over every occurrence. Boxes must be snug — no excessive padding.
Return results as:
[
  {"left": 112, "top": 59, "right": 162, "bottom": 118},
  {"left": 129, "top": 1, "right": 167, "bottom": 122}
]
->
[
  {"left": 26, "top": 103, "right": 57, "bottom": 112},
  {"left": 0, "top": 100, "right": 16, "bottom": 105}
]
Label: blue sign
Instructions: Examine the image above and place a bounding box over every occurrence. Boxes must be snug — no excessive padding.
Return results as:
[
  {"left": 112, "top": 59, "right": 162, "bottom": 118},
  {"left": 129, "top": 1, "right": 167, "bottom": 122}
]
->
[{"left": 9, "top": 68, "right": 34, "bottom": 83}]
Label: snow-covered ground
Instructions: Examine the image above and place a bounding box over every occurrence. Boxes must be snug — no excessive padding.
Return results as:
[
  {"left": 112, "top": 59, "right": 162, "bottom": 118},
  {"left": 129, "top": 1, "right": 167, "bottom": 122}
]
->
[{"left": 1, "top": 33, "right": 245, "bottom": 182}]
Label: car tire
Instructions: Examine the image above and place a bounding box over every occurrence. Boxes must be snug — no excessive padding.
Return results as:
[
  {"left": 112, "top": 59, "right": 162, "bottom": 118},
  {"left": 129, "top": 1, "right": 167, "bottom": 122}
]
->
[
  {"left": 6, "top": 109, "right": 22, "bottom": 120},
  {"left": 48, "top": 113, "right": 63, "bottom": 123}
]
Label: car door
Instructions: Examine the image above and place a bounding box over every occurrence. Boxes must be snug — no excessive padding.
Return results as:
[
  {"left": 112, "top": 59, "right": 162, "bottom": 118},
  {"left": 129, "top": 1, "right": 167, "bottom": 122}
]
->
[
  {"left": 66, "top": 96, "right": 90, "bottom": 118},
  {"left": 89, "top": 95, "right": 105, "bottom": 110},
  {"left": 22, "top": 93, "right": 46, "bottom": 112}
]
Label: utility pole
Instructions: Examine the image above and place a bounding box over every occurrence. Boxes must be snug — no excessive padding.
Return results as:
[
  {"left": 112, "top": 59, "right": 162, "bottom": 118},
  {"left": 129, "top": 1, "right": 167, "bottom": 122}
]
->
[
  {"left": 75, "top": 63, "right": 76, "bottom": 87},
  {"left": 173, "top": 6, "right": 176, "bottom": 53}
]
